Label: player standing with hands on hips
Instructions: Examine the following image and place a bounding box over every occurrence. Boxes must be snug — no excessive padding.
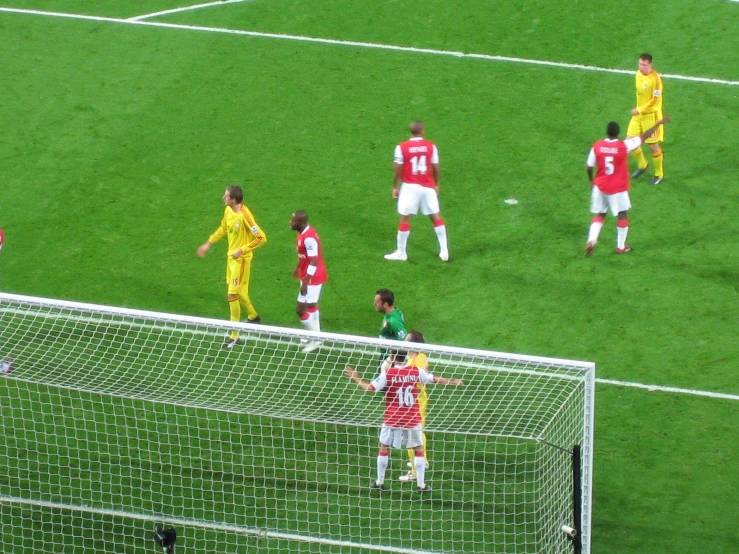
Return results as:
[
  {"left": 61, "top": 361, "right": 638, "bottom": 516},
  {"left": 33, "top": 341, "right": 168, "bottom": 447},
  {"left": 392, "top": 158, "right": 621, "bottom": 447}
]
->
[
  {"left": 585, "top": 117, "right": 670, "bottom": 256},
  {"left": 291, "top": 210, "right": 328, "bottom": 353},
  {"left": 384, "top": 121, "right": 449, "bottom": 262}
]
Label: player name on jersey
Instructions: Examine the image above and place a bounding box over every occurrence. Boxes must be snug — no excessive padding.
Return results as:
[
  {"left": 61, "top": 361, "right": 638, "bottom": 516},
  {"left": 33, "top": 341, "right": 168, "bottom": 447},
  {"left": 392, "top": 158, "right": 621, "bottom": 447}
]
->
[
  {"left": 397, "top": 138, "right": 438, "bottom": 188},
  {"left": 389, "top": 374, "right": 420, "bottom": 384}
]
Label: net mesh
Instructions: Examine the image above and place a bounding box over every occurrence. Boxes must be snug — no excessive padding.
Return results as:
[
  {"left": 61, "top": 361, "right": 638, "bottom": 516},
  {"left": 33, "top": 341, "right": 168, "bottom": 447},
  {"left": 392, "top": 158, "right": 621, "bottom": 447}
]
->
[{"left": 0, "top": 293, "right": 593, "bottom": 553}]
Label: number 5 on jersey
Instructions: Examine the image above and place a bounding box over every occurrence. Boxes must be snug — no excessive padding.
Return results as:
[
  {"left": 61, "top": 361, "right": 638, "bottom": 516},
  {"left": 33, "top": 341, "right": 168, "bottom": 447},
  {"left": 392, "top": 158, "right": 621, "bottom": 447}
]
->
[{"left": 604, "top": 156, "right": 615, "bottom": 175}]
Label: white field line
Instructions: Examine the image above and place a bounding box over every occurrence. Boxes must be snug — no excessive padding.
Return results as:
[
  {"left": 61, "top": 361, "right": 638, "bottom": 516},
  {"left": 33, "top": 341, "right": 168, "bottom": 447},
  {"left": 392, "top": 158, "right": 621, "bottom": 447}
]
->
[
  {"left": 0, "top": 7, "right": 737, "bottom": 86},
  {"left": 129, "top": 0, "right": 250, "bottom": 22},
  {"left": 0, "top": 495, "right": 440, "bottom": 554},
  {"left": 596, "top": 379, "right": 739, "bottom": 402}
]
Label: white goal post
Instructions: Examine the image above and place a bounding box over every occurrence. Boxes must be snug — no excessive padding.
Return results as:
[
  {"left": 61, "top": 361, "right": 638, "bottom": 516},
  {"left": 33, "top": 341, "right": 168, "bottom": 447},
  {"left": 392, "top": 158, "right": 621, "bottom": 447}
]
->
[{"left": 0, "top": 292, "right": 594, "bottom": 554}]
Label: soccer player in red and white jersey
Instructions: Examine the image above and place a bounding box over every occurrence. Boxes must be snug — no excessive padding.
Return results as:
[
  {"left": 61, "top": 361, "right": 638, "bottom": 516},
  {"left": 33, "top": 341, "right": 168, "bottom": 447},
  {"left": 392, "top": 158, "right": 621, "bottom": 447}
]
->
[
  {"left": 290, "top": 210, "right": 328, "bottom": 353},
  {"left": 345, "top": 350, "right": 463, "bottom": 493},
  {"left": 585, "top": 117, "right": 670, "bottom": 256},
  {"left": 384, "top": 121, "right": 449, "bottom": 262}
]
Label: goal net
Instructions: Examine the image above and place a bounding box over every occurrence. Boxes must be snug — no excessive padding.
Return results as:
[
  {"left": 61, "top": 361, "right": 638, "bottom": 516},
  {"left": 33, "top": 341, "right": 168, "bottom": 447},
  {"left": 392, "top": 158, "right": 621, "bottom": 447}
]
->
[{"left": 0, "top": 292, "right": 594, "bottom": 554}]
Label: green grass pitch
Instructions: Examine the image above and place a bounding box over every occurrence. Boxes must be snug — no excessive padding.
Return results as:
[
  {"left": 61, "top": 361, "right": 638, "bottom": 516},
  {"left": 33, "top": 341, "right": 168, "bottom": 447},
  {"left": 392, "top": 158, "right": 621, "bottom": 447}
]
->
[{"left": 0, "top": 1, "right": 737, "bottom": 553}]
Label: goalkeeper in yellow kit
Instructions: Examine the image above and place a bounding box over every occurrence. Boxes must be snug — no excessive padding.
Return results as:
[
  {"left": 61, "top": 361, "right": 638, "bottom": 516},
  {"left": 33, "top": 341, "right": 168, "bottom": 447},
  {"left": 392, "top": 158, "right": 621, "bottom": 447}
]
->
[
  {"left": 198, "top": 185, "right": 267, "bottom": 348},
  {"left": 626, "top": 53, "right": 666, "bottom": 185},
  {"left": 398, "top": 330, "right": 430, "bottom": 482}
]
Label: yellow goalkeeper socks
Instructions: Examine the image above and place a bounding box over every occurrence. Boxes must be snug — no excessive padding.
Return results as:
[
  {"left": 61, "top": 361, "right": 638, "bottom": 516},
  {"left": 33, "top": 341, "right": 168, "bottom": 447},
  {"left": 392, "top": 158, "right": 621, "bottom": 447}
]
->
[
  {"left": 228, "top": 299, "right": 241, "bottom": 340},
  {"left": 632, "top": 146, "right": 648, "bottom": 170},
  {"left": 238, "top": 291, "right": 259, "bottom": 321},
  {"left": 652, "top": 149, "right": 664, "bottom": 177}
]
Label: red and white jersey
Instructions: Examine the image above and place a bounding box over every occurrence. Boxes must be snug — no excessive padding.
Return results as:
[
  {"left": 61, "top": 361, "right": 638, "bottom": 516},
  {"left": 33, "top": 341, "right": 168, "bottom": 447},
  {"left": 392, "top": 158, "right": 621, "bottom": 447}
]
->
[
  {"left": 370, "top": 364, "right": 434, "bottom": 428},
  {"left": 296, "top": 225, "right": 328, "bottom": 284},
  {"left": 394, "top": 137, "right": 439, "bottom": 188},
  {"left": 587, "top": 136, "right": 642, "bottom": 194}
]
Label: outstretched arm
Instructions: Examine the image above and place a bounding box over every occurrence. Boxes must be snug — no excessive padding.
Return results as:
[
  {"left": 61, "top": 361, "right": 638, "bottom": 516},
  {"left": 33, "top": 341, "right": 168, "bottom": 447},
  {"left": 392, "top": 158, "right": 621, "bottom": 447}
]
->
[
  {"left": 345, "top": 366, "right": 375, "bottom": 391},
  {"left": 639, "top": 116, "right": 671, "bottom": 143},
  {"left": 433, "top": 375, "right": 464, "bottom": 386}
]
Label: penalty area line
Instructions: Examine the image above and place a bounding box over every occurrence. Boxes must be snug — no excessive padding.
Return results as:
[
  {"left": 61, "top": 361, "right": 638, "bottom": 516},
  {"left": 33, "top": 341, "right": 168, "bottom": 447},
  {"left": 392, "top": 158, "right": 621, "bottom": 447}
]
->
[
  {"left": 0, "top": 7, "right": 737, "bottom": 86},
  {"left": 596, "top": 379, "right": 739, "bottom": 402},
  {"left": 129, "top": 0, "right": 251, "bottom": 22}
]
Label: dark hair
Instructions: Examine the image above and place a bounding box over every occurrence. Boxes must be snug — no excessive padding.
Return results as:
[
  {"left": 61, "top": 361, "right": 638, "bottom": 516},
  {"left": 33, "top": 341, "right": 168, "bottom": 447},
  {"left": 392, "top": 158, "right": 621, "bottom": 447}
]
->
[
  {"left": 389, "top": 349, "right": 407, "bottom": 364},
  {"left": 639, "top": 53, "right": 653, "bottom": 63},
  {"left": 407, "top": 330, "right": 425, "bottom": 343},
  {"left": 606, "top": 122, "right": 620, "bottom": 139},
  {"left": 375, "top": 289, "right": 395, "bottom": 306},
  {"left": 226, "top": 185, "right": 243, "bottom": 203}
]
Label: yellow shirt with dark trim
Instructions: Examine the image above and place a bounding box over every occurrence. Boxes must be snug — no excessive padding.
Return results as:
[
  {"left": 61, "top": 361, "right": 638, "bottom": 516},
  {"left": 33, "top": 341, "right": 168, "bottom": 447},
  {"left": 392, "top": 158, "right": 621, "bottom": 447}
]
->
[
  {"left": 208, "top": 205, "right": 267, "bottom": 258},
  {"left": 408, "top": 352, "right": 429, "bottom": 421},
  {"left": 635, "top": 70, "right": 663, "bottom": 115}
]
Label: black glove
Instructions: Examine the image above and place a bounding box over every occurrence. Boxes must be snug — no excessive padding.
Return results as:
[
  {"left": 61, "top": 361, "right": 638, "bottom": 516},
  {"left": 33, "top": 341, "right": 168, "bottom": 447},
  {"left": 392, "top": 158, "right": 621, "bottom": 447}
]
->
[{"left": 153, "top": 526, "right": 177, "bottom": 554}]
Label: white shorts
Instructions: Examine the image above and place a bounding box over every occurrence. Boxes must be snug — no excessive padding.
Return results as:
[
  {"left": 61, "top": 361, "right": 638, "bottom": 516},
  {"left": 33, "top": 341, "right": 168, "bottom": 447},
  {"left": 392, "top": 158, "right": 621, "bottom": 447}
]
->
[
  {"left": 379, "top": 425, "right": 424, "bottom": 449},
  {"left": 397, "top": 183, "right": 440, "bottom": 216},
  {"left": 297, "top": 283, "right": 323, "bottom": 304},
  {"left": 590, "top": 188, "right": 631, "bottom": 216}
]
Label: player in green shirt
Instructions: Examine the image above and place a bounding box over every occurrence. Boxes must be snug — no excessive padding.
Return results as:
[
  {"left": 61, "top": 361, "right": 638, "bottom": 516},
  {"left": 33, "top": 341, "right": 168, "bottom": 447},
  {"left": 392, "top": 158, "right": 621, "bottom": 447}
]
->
[
  {"left": 374, "top": 289, "right": 407, "bottom": 340},
  {"left": 374, "top": 289, "right": 407, "bottom": 372}
]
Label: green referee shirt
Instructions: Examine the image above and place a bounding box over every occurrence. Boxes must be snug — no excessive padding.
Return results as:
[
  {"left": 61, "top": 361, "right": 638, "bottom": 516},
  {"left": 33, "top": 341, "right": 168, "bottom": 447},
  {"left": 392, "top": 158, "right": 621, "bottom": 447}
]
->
[{"left": 379, "top": 308, "right": 407, "bottom": 341}]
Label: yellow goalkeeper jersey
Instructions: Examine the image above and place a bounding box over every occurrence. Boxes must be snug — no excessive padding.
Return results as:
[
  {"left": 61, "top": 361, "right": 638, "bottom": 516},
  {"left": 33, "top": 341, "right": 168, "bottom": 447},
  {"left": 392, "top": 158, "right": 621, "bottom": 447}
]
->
[
  {"left": 408, "top": 352, "right": 429, "bottom": 422},
  {"left": 208, "top": 205, "right": 267, "bottom": 258},
  {"left": 635, "top": 69, "right": 663, "bottom": 115}
]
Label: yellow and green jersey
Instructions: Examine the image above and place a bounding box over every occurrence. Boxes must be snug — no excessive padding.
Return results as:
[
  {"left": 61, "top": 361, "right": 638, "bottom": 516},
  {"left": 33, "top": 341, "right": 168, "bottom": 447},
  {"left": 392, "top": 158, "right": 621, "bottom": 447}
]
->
[{"left": 208, "top": 205, "right": 267, "bottom": 258}]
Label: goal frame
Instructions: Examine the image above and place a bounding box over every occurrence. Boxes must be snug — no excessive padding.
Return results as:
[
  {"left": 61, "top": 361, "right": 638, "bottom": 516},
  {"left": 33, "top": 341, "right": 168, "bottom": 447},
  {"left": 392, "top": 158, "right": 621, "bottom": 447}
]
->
[{"left": 0, "top": 291, "right": 595, "bottom": 553}]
